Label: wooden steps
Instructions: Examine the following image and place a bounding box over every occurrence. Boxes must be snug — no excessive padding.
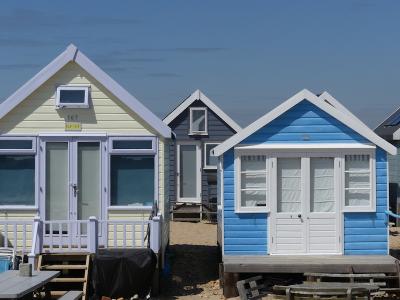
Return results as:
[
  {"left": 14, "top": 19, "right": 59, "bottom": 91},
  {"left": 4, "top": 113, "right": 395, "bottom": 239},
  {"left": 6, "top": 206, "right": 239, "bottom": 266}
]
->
[
  {"left": 171, "top": 203, "right": 202, "bottom": 222},
  {"left": 38, "top": 253, "right": 90, "bottom": 300}
]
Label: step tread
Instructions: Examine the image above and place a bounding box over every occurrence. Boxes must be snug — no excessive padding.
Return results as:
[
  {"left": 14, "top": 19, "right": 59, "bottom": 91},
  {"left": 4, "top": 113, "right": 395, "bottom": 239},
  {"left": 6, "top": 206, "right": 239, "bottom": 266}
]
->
[
  {"left": 51, "top": 277, "right": 86, "bottom": 283},
  {"left": 41, "top": 264, "right": 87, "bottom": 270}
]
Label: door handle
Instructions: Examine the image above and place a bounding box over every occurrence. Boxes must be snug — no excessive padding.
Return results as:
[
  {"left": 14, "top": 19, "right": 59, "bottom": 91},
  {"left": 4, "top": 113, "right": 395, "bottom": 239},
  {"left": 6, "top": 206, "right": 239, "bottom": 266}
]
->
[
  {"left": 297, "top": 214, "right": 302, "bottom": 218},
  {"left": 71, "top": 183, "right": 79, "bottom": 197}
]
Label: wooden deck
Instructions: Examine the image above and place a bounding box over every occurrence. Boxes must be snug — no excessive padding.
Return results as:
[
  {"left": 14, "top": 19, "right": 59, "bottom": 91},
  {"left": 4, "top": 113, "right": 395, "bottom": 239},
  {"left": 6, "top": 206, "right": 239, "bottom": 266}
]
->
[{"left": 223, "top": 255, "right": 398, "bottom": 273}]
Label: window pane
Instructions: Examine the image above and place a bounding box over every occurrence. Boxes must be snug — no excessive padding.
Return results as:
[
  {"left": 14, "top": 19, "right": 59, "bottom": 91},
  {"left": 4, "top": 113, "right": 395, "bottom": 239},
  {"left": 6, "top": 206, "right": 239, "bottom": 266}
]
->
[
  {"left": 311, "top": 157, "right": 334, "bottom": 212},
  {"left": 345, "top": 189, "right": 370, "bottom": 206},
  {"left": 179, "top": 145, "right": 197, "bottom": 198},
  {"left": 277, "top": 158, "right": 301, "bottom": 212},
  {"left": 345, "top": 155, "right": 369, "bottom": 172},
  {"left": 205, "top": 143, "right": 218, "bottom": 167},
  {"left": 191, "top": 110, "right": 206, "bottom": 132},
  {"left": 345, "top": 155, "right": 371, "bottom": 207},
  {"left": 241, "top": 190, "right": 266, "bottom": 207},
  {"left": 0, "top": 140, "right": 32, "bottom": 149},
  {"left": 0, "top": 156, "right": 35, "bottom": 206},
  {"left": 46, "top": 143, "right": 69, "bottom": 220},
  {"left": 78, "top": 142, "right": 100, "bottom": 229},
  {"left": 113, "top": 140, "right": 152, "bottom": 150},
  {"left": 59, "top": 89, "right": 86, "bottom": 104},
  {"left": 111, "top": 155, "right": 154, "bottom": 206},
  {"left": 240, "top": 155, "right": 267, "bottom": 207}
]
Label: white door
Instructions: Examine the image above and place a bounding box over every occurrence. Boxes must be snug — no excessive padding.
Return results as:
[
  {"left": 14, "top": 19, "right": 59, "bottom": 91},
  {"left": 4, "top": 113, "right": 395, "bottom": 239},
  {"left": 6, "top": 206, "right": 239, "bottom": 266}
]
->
[
  {"left": 307, "top": 157, "right": 341, "bottom": 253},
  {"left": 40, "top": 137, "right": 105, "bottom": 244},
  {"left": 177, "top": 143, "right": 201, "bottom": 203},
  {"left": 271, "top": 155, "right": 341, "bottom": 255}
]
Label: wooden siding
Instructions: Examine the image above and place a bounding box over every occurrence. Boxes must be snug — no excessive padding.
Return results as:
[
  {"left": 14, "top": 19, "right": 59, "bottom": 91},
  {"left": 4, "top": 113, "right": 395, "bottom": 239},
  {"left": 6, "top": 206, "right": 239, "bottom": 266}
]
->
[
  {"left": 223, "top": 149, "right": 268, "bottom": 255},
  {"left": 169, "top": 100, "right": 237, "bottom": 204},
  {"left": 223, "top": 100, "right": 388, "bottom": 256},
  {"left": 0, "top": 62, "right": 157, "bottom": 135},
  {"left": 344, "top": 147, "right": 388, "bottom": 255}
]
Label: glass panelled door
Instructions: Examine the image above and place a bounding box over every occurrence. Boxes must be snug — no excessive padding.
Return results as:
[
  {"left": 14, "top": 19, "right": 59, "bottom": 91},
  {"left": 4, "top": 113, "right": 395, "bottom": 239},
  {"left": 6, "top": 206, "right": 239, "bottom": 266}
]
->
[
  {"left": 177, "top": 143, "right": 201, "bottom": 203},
  {"left": 41, "top": 137, "right": 104, "bottom": 243}
]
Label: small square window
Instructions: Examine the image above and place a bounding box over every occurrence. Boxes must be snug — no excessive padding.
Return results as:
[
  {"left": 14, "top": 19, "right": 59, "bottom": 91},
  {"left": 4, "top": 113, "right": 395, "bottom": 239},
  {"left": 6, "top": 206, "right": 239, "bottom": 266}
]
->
[
  {"left": 56, "top": 86, "right": 89, "bottom": 108},
  {"left": 344, "top": 154, "right": 371, "bottom": 207},
  {"left": 204, "top": 143, "right": 219, "bottom": 169},
  {"left": 189, "top": 107, "right": 207, "bottom": 135}
]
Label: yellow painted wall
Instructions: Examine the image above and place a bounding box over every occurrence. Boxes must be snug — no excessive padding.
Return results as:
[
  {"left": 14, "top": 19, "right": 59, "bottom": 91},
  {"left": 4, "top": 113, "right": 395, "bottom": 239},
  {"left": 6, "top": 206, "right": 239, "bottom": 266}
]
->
[{"left": 0, "top": 62, "right": 157, "bottom": 135}]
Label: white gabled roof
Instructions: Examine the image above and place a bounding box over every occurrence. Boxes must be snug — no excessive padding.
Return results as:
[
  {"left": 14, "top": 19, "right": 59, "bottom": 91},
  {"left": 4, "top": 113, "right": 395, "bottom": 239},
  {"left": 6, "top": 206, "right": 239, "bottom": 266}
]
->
[
  {"left": 213, "top": 89, "right": 396, "bottom": 156},
  {"left": 0, "top": 44, "right": 171, "bottom": 138},
  {"left": 163, "top": 89, "right": 242, "bottom": 132}
]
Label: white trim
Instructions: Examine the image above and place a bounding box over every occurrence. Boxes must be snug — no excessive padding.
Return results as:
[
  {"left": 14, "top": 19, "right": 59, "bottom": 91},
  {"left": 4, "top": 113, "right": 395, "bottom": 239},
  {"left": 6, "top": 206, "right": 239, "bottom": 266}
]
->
[
  {"left": 189, "top": 107, "right": 208, "bottom": 135},
  {"left": 109, "top": 136, "right": 156, "bottom": 154},
  {"left": 0, "top": 136, "right": 36, "bottom": 154},
  {"left": 235, "top": 143, "right": 376, "bottom": 151},
  {"left": 107, "top": 206, "right": 153, "bottom": 211},
  {"left": 234, "top": 151, "right": 270, "bottom": 213},
  {"left": 163, "top": 89, "right": 241, "bottom": 133},
  {"left": 55, "top": 85, "right": 89, "bottom": 109},
  {"left": 392, "top": 128, "right": 400, "bottom": 140},
  {"left": 0, "top": 44, "right": 171, "bottom": 138},
  {"left": 176, "top": 141, "right": 202, "bottom": 203},
  {"left": 204, "top": 142, "right": 220, "bottom": 170},
  {"left": 341, "top": 151, "right": 376, "bottom": 212},
  {"left": 213, "top": 89, "right": 396, "bottom": 156}
]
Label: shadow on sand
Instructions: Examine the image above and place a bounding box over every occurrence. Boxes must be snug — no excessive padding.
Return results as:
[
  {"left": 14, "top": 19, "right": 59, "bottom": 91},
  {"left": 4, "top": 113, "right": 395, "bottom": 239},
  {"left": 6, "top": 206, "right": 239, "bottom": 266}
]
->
[{"left": 159, "top": 244, "right": 220, "bottom": 299}]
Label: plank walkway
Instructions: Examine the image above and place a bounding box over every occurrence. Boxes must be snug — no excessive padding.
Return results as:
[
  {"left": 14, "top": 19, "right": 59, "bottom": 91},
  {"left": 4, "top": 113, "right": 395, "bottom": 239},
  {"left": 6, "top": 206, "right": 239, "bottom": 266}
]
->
[{"left": 223, "top": 255, "right": 398, "bottom": 273}]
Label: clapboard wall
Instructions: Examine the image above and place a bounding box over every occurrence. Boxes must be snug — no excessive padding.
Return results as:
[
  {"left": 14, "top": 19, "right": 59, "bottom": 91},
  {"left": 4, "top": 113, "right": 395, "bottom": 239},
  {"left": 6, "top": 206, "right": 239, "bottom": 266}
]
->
[
  {"left": 223, "top": 100, "right": 388, "bottom": 255},
  {"left": 168, "top": 100, "right": 237, "bottom": 204}
]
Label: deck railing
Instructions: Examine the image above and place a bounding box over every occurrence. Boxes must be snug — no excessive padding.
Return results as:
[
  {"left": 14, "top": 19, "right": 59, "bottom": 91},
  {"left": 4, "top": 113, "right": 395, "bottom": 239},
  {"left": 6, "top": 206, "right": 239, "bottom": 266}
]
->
[
  {"left": 0, "top": 220, "right": 33, "bottom": 255},
  {"left": 0, "top": 214, "right": 162, "bottom": 265}
]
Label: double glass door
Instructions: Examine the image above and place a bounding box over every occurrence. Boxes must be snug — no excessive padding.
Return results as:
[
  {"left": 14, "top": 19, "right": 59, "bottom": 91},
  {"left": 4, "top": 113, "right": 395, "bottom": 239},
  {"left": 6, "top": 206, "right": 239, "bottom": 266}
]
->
[
  {"left": 40, "top": 137, "right": 104, "bottom": 240},
  {"left": 271, "top": 155, "right": 341, "bottom": 254}
]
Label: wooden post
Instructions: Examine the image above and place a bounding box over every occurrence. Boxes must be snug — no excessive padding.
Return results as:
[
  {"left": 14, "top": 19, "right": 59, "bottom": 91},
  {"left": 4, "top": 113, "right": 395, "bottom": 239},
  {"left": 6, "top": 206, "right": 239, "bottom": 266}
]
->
[
  {"left": 88, "top": 216, "right": 98, "bottom": 254},
  {"left": 28, "top": 216, "right": 42, "bottom": 269},
  {"left": 223, "top": 272, "right": 239, "bottom": 298},
  {"left": 150, "top": 214, "right": 161, "bottom": 254}
]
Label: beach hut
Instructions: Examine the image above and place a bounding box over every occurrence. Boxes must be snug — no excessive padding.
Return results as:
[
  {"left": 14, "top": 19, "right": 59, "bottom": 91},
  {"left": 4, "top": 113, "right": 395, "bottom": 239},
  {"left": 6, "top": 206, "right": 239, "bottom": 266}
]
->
[
  {"left": 212, "top": 89, "right": 397, "bottom": 297},
  {"left": 0, "top": 44, "right": 171, "bottom": 296},
  {"left": 164, "top": 90, "right": 241, "bottom": 221}
]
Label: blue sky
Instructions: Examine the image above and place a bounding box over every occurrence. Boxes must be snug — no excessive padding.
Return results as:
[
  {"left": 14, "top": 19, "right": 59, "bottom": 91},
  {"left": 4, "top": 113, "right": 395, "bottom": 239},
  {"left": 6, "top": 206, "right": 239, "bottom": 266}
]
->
[{"left": 0, "top": 1, "right": 399, "bottom": 127}]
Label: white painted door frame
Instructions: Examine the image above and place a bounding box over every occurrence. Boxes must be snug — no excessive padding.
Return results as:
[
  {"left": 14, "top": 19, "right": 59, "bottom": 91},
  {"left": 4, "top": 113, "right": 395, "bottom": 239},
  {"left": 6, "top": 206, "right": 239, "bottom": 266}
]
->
[
  {"left": 269, "top": 152, "right": 342, "bottom": 255},
  {"left": 176, "top": 141, "right": 202, "bottom": 203},
  {"left": 39, "top": 136, "right": 107, "bottom": 245}
]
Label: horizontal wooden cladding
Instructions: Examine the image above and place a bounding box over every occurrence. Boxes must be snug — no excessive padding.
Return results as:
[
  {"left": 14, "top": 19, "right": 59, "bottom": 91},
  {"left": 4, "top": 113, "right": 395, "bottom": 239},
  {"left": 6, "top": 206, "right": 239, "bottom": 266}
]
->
[
  {"left": 223, "top": 149, "right": 268, "bottom": 255},
  {"left": 0, "top": 62, "right": 155, "bottom": 135},
  {"left": 344, "top": 147, "right": 388, "bottom": 254}
]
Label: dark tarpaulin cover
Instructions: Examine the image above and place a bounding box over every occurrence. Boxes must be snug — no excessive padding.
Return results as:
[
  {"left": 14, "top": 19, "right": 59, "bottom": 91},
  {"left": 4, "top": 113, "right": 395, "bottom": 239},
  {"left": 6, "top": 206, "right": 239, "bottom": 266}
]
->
[{"left": 90, "top": 248, "right": 157, "bottom": 299}]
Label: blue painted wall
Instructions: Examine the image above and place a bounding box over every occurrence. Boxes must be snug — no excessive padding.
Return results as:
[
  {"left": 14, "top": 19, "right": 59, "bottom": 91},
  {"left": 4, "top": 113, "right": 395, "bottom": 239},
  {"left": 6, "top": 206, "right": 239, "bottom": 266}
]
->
[
  {"left": 344, "top": 147, "right": 388, "bottom": 255},
  {"left": 223, "top": 100, "right": 388, "bottom": 256}
]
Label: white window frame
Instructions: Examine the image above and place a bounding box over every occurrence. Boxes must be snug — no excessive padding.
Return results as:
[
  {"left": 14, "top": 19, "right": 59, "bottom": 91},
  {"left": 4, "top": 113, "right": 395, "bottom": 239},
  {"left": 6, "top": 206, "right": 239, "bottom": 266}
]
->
[
  {"left": 204, "top": 142, "right": 220, "bottom": 170},
  {"left": 108, "top": 136, "right": 158, "bottom": 210},
  {"left": 109, "top": 136, "right": 156, "bottom": 154},
  {"left": 234, "top": 148, "right": 376, "bottom": 214},
  {"left": 56, "top": 85, "right": 90, "bottom": 109},
  {"left": 189, "top": 107, "right": 208, "bottom": 135},
  {"left": 0, "top": 136, "right": 38, "bottom": 210},
  {"left": 234, "top": 150, "right": 270, "bottom": 213},
  {"left": 342, "top": 150, "right": 376, "bottom": 212}
]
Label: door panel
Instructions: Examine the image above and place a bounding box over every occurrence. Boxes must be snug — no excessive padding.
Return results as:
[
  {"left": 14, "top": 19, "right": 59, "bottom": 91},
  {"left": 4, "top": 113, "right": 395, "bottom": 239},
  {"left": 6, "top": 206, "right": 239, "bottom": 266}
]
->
[
  {"left": 177, "top": 143, "right": 201, "bottom": 203},
  {"left": 45, "top": 142, "right": 69, "bottom": 221},
  {"left": 308, "top": 157, "right": 340, "bottom": 254},
  {"left": 77, "top": 142, "right": 101, "bottom": 221},
  {"left": 273, "top": 157, "right": 305, "bottom": 254}
]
